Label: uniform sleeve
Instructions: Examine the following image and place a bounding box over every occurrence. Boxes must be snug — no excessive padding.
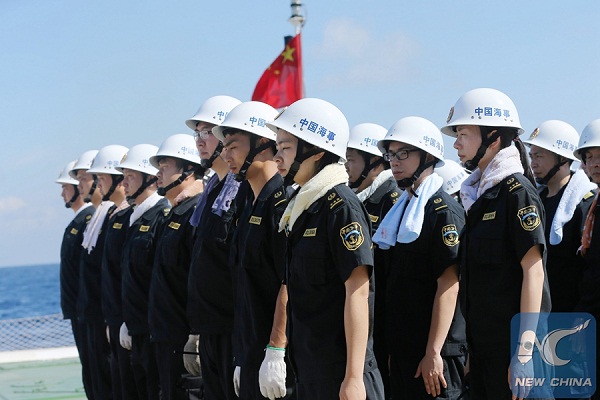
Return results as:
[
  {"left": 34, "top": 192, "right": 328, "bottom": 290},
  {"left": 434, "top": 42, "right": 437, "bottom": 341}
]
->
[
  {"left": 429, "top": 202, "right": 465, "bottom": 279},
  {"left": 327, "top": 199, "right": 374, "bottom": 283},
  {"left": 507, "top": 183, "right": 546, "bottom": 263}
]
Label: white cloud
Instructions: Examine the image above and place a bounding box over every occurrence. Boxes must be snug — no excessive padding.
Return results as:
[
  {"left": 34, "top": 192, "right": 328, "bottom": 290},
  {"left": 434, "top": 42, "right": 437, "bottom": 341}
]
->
[
  {"left": 0, "top": 197, "right": 25, "bottom": 213},
  {"left": 312, "top": 18, "right": 420, "bottom": 87}
]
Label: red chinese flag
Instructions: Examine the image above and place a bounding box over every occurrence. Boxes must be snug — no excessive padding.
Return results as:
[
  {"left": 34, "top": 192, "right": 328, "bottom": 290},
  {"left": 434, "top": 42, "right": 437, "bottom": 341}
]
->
[{"left": 252, "top": 34, "right": 303, "bottom": 109}]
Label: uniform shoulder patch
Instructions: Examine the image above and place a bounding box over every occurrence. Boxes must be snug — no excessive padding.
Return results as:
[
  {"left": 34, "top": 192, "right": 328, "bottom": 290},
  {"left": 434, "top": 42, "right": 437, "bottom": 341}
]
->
[
  {"left": 505, "top": 176, "right": 523, "bottom": 193},
  {"left": 518, "top": 205, "right": 541, "bottom": 231},
  {"left": 340, "top": 222, "right": 364, "bottom": 251},
  {"left": 328, "top": 190, "right": 344, "bottom": 210},
  {"left": 442, "top": 224, "right": 459, "bottom": 247},
  {"left": 583, "top": 191, "right": 595, "bottom": 201},
  {"left": 432, "top": 197, "right": 448, "bottom": 212}
]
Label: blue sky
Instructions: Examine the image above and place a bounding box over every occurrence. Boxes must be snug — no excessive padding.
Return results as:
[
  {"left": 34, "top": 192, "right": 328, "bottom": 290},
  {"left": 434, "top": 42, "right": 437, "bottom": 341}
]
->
[{"left": 1, "top": 0, "right": 599, "bottom": 267}]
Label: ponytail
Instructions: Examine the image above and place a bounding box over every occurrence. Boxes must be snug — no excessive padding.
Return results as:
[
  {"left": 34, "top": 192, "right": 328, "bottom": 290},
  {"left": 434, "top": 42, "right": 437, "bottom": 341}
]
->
[{"left": 488, "top": 126, "right": 536, "bottom": 186}]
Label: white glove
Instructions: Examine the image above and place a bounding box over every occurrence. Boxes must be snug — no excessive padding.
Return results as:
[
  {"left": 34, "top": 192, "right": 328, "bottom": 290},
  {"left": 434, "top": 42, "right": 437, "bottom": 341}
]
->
[
  {"left": 259, "top": 347, "right": 287, "bottom": 400},
  {"left": 233, "top": 365, "right": 241, "bottom": 397},
  {"left": 119, "top": 322, "right": 132, "bottom": 350},
  {"left": 183, "top": 335, "right": 201, "bottom": 376}
]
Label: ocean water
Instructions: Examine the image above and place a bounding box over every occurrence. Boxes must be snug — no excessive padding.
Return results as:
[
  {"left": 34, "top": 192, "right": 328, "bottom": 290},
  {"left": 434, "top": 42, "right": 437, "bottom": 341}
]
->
[{"left": 0, "top": 263, "right": 61, "bottom": 320}]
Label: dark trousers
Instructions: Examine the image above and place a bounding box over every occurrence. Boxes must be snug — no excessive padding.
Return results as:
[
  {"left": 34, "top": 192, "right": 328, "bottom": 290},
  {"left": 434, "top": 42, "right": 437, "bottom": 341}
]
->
[
  {"left": 108, "top": 324, "right": 140, "bottom": 400},
  {"left": 198, "top": 333, "right": 237, "bottom": 400},
  {"left": 294, "top": 364, "right": 384, "bottom": 400},
  {"left": 71, "top": 320, "right": 94, "bottom": 399},
  {"left": 154, "top": 336, "right": 189, "bottom": 400},
  {"left": 85, "top": 321, "right": 112, "bottom": 399},
  {"left": 131, "top": 334, "right": 160, "bottom": 400},
  {"left": 469, "top": 349, "right": 512, "bottom": 400}
]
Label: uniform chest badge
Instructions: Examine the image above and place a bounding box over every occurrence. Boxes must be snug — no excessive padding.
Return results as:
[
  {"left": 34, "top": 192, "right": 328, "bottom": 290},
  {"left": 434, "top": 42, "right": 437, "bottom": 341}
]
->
[
  {"left": 303, "top": 228, "right": 317, "bottom": 237},
  {"left": 482, "top": 211, "right": 496, "bottom": 221},
  {"left": 168, "top": 222, "right": 181, "bottom": 230},
  {"left": 70, "top": 228, "right": 78, "bottom": 235},
  {"left": 518, "top": 206, "right": 541, "bottom": 231},
  {"left": 249, "top": 216, "right": 262, "bottom": 225},
  {"left": 139, "top": 225, "right": 150, "bottom": 232},
  {"left": 442, "top": 224, "right": 459, "bottom": 247},
  {"left": 340, "top": 222, "right": 364, "bottom": 251},
  {"left": 113, "top": 222, "right": 123, "bottom": 229}
]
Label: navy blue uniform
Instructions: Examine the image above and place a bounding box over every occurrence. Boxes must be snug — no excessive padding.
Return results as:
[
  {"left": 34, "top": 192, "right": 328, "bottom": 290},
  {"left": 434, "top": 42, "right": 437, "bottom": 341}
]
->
[
  {"left": 540, "top": 184, "right": 595, "bottom": 312},
  {"left": 121, "top": 198, "right": 170, "bottom": 400},
  {"left": 362, "top": 178, "right": 400, "bottom": 399},
  {"left": 79, "top": 206, "right": 112, "bottom": 400},
  {"left": 386, "top": 189, "right": 467, "bottom": 400},
  {"left": 230, "top": 174, "right": 295, "bottom": 398},
  {"left": 149, "top": 194, "right": 199, "bottom": 400},
  {"left": 60, "top": 204, "right": 94, "bottom": 398},
  {"left": 188, "top": 178, "right": 247, "bottom": 400},
  {"left": 102, "top": 204, "right": 138, "bottom": 400},
  {"left": 285, "top": 184, "right": 384, "bottom": 400},
  {"left": 461, "top": 174, "right": 551, "bottom": 399}
]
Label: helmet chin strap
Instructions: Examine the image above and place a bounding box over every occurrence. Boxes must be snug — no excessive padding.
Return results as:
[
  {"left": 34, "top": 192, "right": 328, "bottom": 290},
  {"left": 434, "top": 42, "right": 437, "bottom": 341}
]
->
[
  {"left": 65, "top": 185, "right": 80, "bottom": 209},
  {"left": 396, "top": 153, "right": 437, "bottom": 197},
  {"left": 233, "top": 138, "right": 274, "bottom": 182},
  {"left": 102, "top": 175, "right": 124, "bottom": 202},
  {"left": 127, "top": 175, "right": 158, "bottom": 204},
  {"left": 464, "top": 130, "right": 502, "bottom": 171},
  {"left": 156, "top": 162, "right": 199, "bottom": 196},
  {"left": 535, "top": 157, "right": 567, "bottom": 185},
  {"left": 284, "top": 141, "right": 321, "bottom": 187},
  {"left": 200, "top": 142, "right": 223, "bottom": 169},
  {"left": 83, "top": 175, "right": 98, "bottom": 203},
  {"left": 349, "top": 152, "right": 383, "bottom": 189}
]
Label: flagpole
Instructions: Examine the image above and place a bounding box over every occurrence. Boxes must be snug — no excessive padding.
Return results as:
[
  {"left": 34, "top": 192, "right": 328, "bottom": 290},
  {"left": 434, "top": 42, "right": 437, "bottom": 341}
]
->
[
  {"left": 289, "top": 0, "right": 305, "bottom": 35},
  {"left": 289, "top": 0, "right": 305, "bottom": 97}
]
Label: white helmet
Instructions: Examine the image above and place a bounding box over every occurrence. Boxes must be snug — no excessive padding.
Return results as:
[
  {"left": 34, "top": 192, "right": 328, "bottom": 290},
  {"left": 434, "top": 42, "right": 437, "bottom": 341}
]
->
[
  {"left": 441, "top": 88, "right": 523, "bottom": 137},
  {"left": 435, "top": 159, "right": 469, "bottom": 195},
  {"left": 212, "top": 101, "right": 278, "bottom": 143},
  {"left": 266, "top": 97, "right": 350, "bottom": 160},
  {"left": 149, "top": 134, "right": 201, "bottom": 168},
  {"left": 87, "top": 145, "right": 129, "bottom": 175},
  {"left": 522, "top": 120, "right": 579, "bottom": 161},
  {"left": 56, "top": 160, "right": 80, "bottom": 185},
  {"left": 116, "top": 144, "right": 160, "bottom": 175},
  {"left": 347, "top": 123, "right": 388, "bottom": 157},
  {"left": 378, "top": 116, "right": 445, "bottom": 165},
  {"left": 185, "top": 95, "right": 242, "bottom": 130},
  {"left": 574, "top": 119, "right": 600, "bottom": 161},
  {"left": 69, "top": 149, "right": 99, "bottom": 179}
]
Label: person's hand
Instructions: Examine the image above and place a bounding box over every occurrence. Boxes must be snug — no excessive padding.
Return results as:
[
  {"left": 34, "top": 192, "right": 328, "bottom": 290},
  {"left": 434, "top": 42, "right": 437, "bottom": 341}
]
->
[
  {"left": 415, "top": 352, "right": 447, "bottom": 397},
  {"left": 233, "top": 366, "right": 241, "bottom": 397},
  {"left": 509, "top": 353, "right": 534, "bottom": 400},
  {"left": 174, "top": 179, "right": 204, "bottom": 204},
  {"left": 259, "top": 346, "right": 287, "bottom": 399},
  {"left": 183, "top": 335, "right": 201, "bottom": 376},
  {"left": 339, "top": 375, "right": 366, "bottom": 400},
  {"left": 119, "top": 322, "right": 132, "bottom": 350}
]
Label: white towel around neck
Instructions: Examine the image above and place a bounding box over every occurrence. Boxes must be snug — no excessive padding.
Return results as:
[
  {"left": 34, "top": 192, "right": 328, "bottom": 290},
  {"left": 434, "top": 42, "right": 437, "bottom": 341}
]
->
[{"left": 372, "top": 172, "right": 443, "bottom": 249}]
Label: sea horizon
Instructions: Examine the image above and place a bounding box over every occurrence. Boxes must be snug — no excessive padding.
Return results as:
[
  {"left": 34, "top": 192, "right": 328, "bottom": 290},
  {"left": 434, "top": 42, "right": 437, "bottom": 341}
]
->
[{"left": 0, "top": 263, "right": 61, "bottom": 320}]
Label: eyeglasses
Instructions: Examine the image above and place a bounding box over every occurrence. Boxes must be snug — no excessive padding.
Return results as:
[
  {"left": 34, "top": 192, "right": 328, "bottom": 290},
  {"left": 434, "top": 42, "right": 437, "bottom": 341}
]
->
[
  {"left": 383, "top": 148, "right": 419, "bottom": 161},
  {"left": 193, "top": 129, "right": 212, "bottom": 141}
]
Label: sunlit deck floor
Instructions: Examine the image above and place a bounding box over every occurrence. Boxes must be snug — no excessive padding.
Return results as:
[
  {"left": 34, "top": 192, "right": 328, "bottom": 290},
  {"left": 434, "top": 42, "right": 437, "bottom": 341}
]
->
[{"left": 0, "top": 347, "right": 86, "bottom": 400}]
